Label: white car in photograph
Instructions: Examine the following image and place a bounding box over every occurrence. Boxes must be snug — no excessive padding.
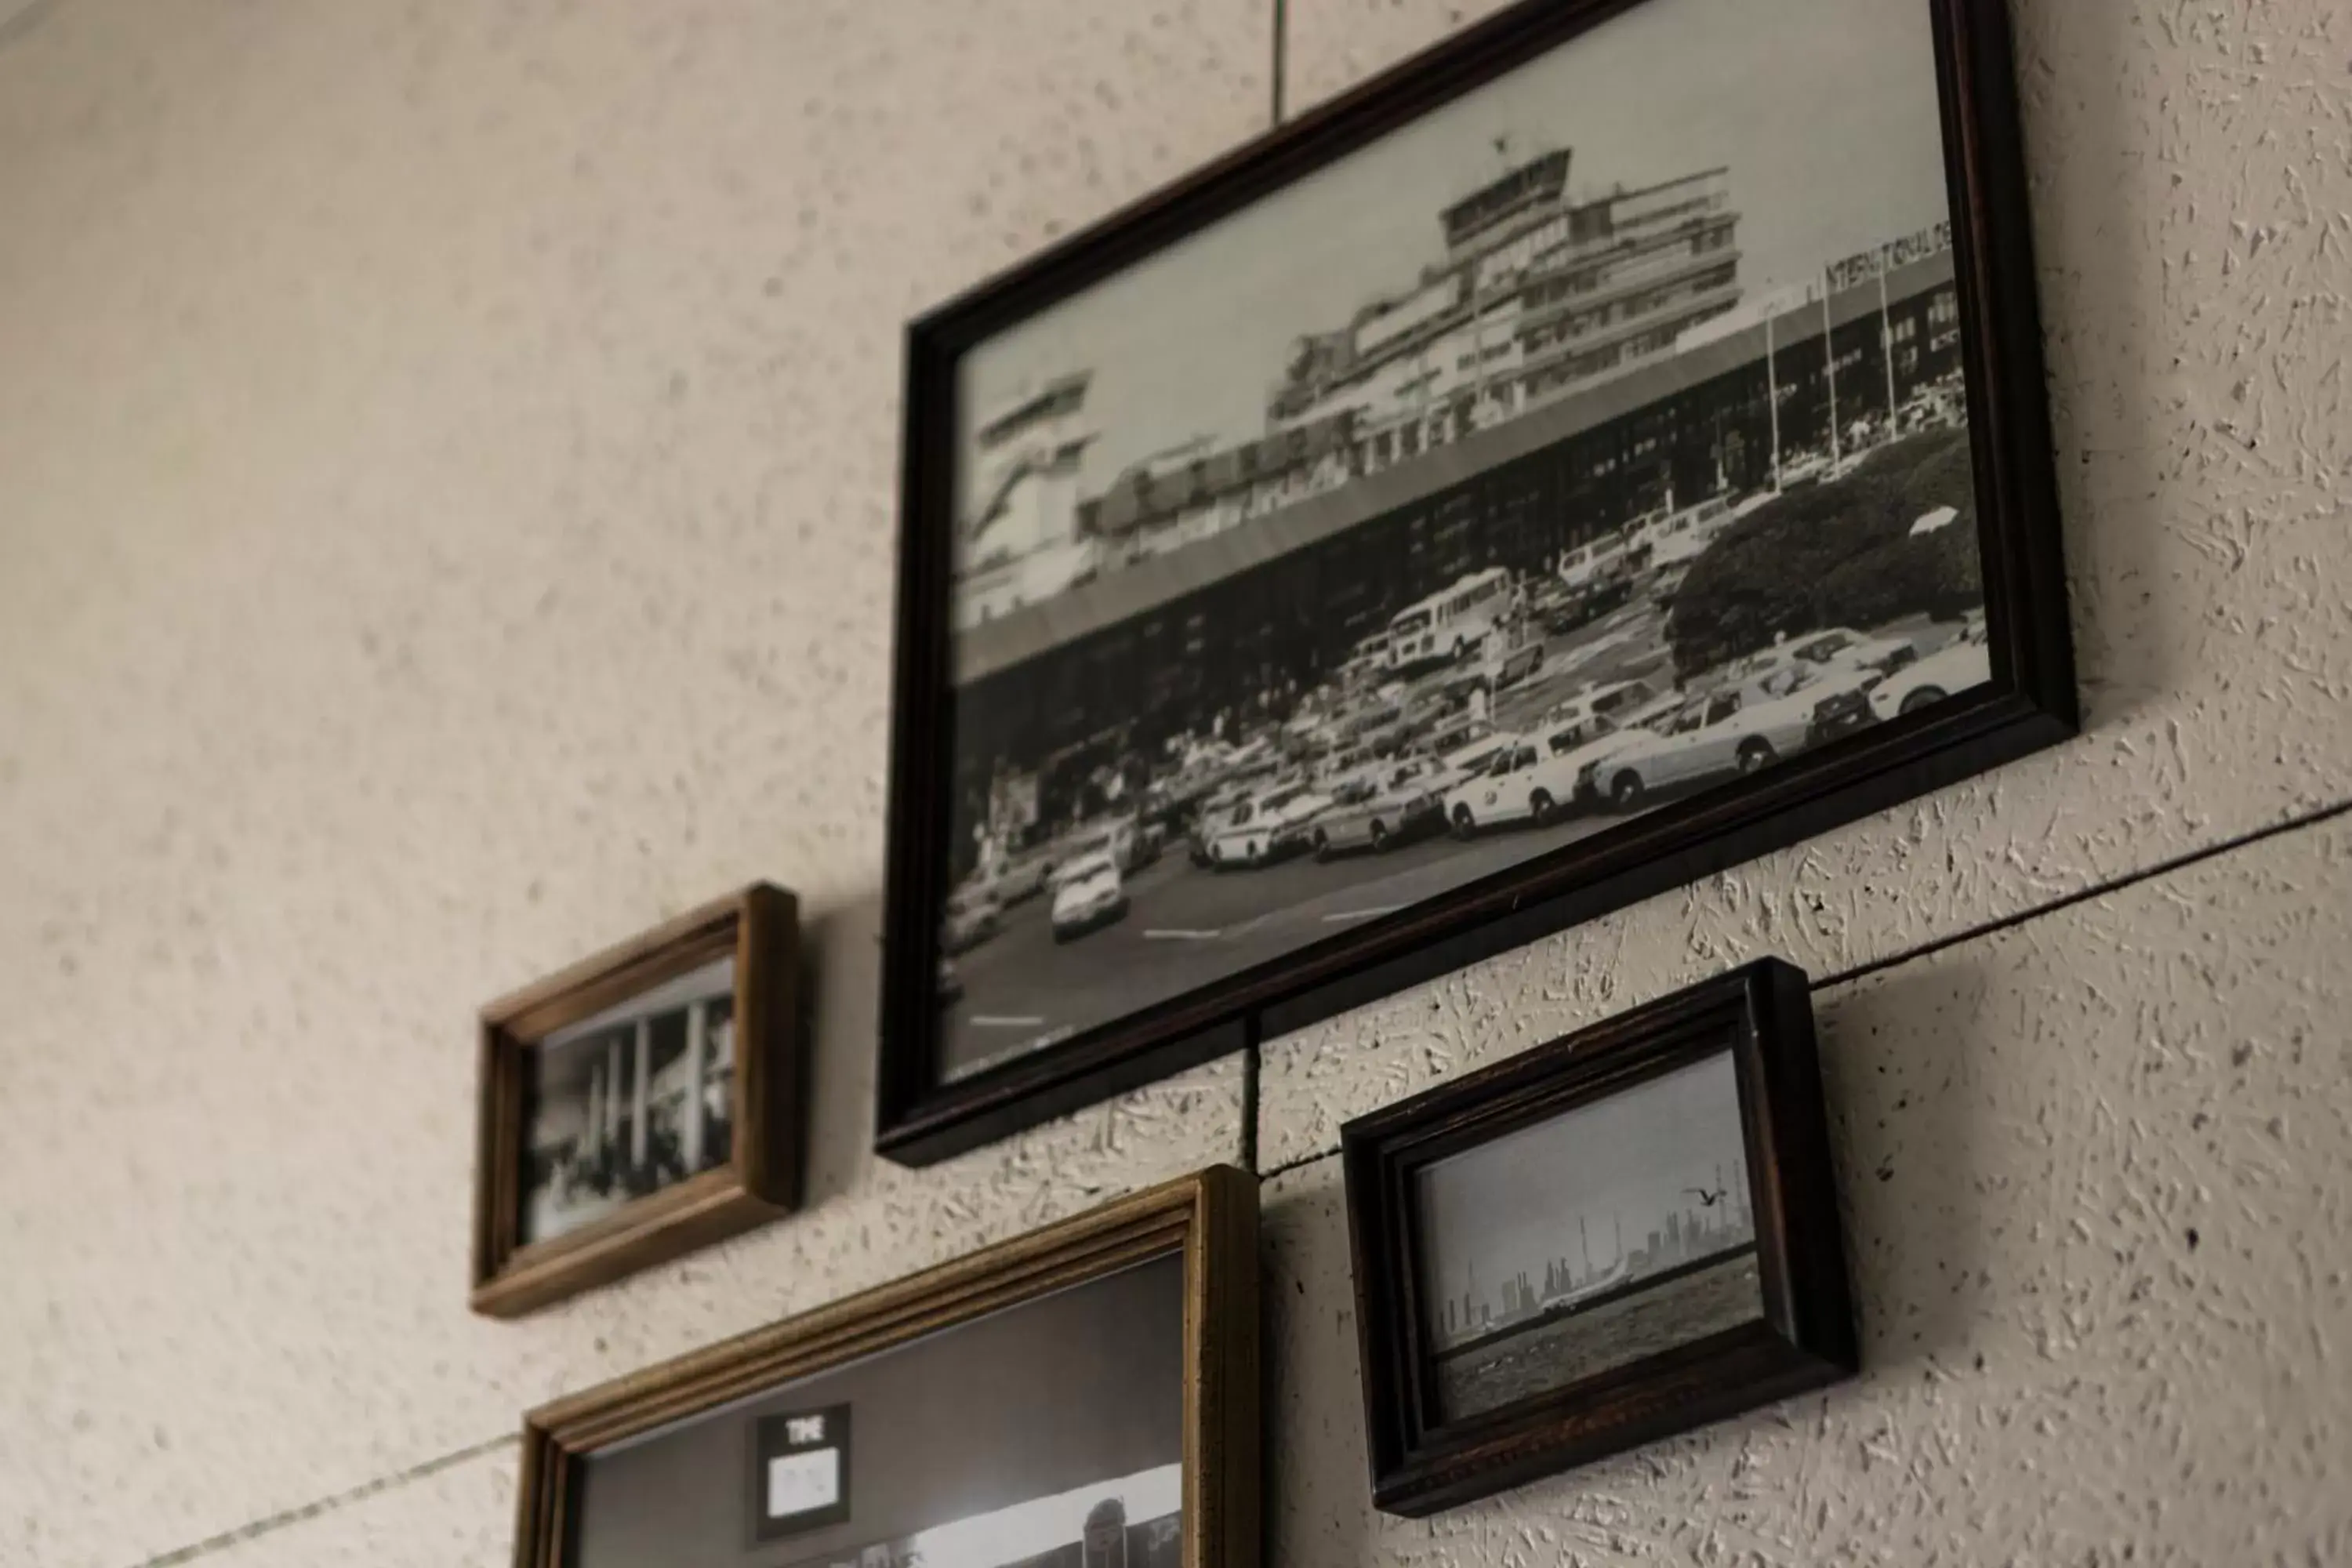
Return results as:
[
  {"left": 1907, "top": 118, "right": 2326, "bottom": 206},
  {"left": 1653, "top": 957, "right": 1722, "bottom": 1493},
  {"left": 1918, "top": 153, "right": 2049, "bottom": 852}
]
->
[
  {"left": 1048, "top": 851, "right": 1129, "bottom": 943},
  {"left": 1443, "top": 709, "right": 1627, "bottom": 835},
  {"left": 1869, "top": 618, "right": 1992, "bottom": 720},
  {"left": 1541, "top": 677, "right": 1663, "bottom": 734},
  {"left": 1429, "top": 727, "right": 1511, "bottom": 792},
  {"left": 1587, "top": 666, "right": 1875, "bottom": 808},
  {"left": 1786, "top": 625, "right": 1918, "bottom": 683},
  {"left": 1207, "top": 781, "right": 1334, "bottom": 868},
  {"left": 989, "top": 851, "right": 1052, "bottom": 906},
  {"left": 1632, "top": 494, "right": 1737, "bottom": 576},
  {"left": 1444, "top": 734, "right": 1545, "bottom": 837},
  {"left": 1550, "top": 537, "right": 1642, "bottom": 627}
]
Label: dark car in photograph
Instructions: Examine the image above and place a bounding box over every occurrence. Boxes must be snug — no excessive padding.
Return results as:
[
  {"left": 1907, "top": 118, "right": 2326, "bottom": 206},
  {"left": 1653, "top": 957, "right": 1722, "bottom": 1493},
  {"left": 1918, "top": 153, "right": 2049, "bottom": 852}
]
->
[
  {"left": 1802, "top": 681, "right": 1878, "bottom": 746},
  {"left": 990, "top": 851, "right": 1054, "bottom": 906},
  {"left": 942, "top": 880, "right": 1003, "bottom": 954},
  {"left": 1487, "top": 639, "right": 1545, "bottom": 692},
  {"left": 1313, "top": 757, "right": 1453, "bottom": 857}
]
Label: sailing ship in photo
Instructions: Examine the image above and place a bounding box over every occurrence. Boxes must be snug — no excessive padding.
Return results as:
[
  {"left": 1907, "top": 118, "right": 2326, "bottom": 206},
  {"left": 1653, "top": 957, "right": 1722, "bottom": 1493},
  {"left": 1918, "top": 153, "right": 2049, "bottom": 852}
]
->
[{"left": 1414, "top": 1051, "right": 1764, "bottom": 1421}]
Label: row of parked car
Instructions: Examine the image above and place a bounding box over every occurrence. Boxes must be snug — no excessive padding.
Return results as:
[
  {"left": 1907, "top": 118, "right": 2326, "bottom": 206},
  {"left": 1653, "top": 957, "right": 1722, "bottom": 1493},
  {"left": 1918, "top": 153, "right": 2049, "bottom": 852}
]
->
[
  {"left": 1168, "top": 608, "right": 1988, "bottom": 876},
  {"left": 939, "top": 448, "right": 1990, "bottom": 978},
  {"left": 1443, "top": 612, "right": 1989, "bottom": 835}
]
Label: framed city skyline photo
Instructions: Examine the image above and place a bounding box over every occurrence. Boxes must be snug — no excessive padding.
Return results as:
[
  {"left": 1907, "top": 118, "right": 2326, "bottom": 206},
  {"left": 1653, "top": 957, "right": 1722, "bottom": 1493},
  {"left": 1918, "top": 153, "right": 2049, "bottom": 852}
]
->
[
  {"left": 1342, "top": 959, "right": 1855, "bottom": 1515},
  {"left": 881, "top": 0, "right": 2073, "bottom": 1163},
  {"left": 471, "top": 884, "right": 802, "bottom": 1318},
  {"left": 510, "top": 1167, "right": 1260, "bottom": 1568}
]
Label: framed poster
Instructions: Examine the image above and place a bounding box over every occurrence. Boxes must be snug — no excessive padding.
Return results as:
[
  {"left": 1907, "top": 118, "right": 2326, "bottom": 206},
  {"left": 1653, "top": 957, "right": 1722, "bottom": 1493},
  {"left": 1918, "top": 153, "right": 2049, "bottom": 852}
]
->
[
  {"left": 1342, "top": 958, "right": 1853, "bottom": 1514},
  {"left": 881, "top": 0, "right": 2073, "bottom": 1163},
  {"left": 511, "top": 1167, "right": 1259, "bottom": 1568},
  {"left": 471, "top": 884, "right": 802, "bottom": 1317}
]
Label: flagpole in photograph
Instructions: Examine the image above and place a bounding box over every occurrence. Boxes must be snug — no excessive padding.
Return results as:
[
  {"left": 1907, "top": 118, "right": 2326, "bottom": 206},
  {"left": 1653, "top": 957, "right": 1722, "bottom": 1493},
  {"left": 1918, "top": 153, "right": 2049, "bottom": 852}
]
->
[
  {"left": 1878, "top": 262, "right": 1899, "bottom": 419},
  {"left": 1820, "top": 267, "right": 1842, "bottom": 470}
]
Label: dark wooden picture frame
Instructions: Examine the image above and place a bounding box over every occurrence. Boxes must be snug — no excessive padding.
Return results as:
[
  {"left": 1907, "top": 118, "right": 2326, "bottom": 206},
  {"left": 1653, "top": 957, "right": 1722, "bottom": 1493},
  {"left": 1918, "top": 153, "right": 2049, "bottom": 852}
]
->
[
  {"left": 881, "top": 0, "right": 2073, "bottom": 1166},
  {"left": 1341, "top": 958, "right": 1854, "bottom": 1515},
  {"left": 512, "top": 1166, "right": 1261, "bottom": 1568},
  {"left": 471, "top": 884, "right": 802, "bottom": 1318}
]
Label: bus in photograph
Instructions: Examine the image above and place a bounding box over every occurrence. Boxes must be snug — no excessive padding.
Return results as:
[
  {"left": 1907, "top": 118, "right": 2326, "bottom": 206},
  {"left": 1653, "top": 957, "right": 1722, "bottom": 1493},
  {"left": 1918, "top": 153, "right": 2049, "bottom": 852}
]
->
[{"left": 1385, "top": 567, "right": 1512, "bottom": 673}]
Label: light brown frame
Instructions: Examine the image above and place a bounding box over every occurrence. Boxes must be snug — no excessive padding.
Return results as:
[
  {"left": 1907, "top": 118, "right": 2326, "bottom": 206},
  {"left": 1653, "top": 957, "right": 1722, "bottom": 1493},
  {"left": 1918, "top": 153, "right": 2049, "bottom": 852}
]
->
[
  {"left": 512, "top": 1165, "right": 1261, "bottom": 1568},
  {"left": 471, "top": 883, "right": 803, "bottom": 1318}
]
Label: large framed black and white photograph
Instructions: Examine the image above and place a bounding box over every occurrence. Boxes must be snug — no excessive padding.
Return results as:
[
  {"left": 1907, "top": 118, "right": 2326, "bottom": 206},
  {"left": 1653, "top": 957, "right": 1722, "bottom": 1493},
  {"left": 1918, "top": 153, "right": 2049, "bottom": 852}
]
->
[
  {"left": 882, "top": 0, "right": 2073, "bottom": 1163},
  {"left": 1341, "top": 958, "right": 1855, "bottom": 1514}
]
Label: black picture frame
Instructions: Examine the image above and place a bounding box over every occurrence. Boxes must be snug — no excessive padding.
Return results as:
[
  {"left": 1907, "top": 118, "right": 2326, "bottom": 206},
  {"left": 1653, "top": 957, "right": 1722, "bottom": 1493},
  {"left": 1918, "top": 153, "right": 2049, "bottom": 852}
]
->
[
  {"left": 880, "top": 0, "right": 2074, "bottom": 1166},
  {"left": 1341, "top": 957, "right": 1856, "bottom": 1515}
]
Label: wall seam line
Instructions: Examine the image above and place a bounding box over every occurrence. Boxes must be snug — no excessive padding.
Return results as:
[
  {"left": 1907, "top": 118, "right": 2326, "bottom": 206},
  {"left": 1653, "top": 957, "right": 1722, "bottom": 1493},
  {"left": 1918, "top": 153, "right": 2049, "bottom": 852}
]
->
[
  {"left": 121, "top": 1432, "right": 517, "bottom": 1568},
  {"left": 1254, "top": 790, "right": 2352, "bottom": 1187},
  {"left": 1821, "top": 792, "right": 2352, "bottom": 993},
  {"left": 118, "top": 802, "right": 2352, "bottom": 1559}
]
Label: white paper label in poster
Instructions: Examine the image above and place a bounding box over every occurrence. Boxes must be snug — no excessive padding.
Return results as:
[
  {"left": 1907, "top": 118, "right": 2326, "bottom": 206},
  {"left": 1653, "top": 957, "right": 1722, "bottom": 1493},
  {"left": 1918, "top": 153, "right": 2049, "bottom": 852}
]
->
[{"left": 767, "top": 1446, "right": 841, "bottom": 1519}]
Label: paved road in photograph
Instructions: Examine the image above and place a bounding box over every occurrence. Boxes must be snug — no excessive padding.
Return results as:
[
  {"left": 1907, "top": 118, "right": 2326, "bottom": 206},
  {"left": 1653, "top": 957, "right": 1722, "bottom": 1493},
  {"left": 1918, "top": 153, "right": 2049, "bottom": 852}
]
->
[
  {"left": 940, "top": 599, "right": 1672, "bottom": 1076},
  {"left": 939, "top": 597, "right": 1968, "bottom": 1079}
]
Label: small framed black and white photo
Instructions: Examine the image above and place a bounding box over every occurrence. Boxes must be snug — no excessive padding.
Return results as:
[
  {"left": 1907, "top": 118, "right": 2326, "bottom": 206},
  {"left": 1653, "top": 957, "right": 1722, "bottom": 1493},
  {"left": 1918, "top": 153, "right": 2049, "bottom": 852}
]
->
[
  {"left": 470, "top": 884, "right": 802, "bottom": 1318},
  {"left": 1341, "top": 958, "right": 1855, "bottom": 1515},
  {"left": 879, "top": 0, "right": 2072, "bottom": 1164}
]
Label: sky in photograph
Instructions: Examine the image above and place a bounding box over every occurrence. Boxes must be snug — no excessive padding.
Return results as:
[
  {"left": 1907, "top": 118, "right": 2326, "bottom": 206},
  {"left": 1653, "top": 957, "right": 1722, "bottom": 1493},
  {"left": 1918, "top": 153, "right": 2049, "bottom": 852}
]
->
[
  {"left": 957, "top": 0, "right": 1956, "bottom": 511},
  {"left": 1414, "top": 1051, "right": 1753, "bottom": 1305}
]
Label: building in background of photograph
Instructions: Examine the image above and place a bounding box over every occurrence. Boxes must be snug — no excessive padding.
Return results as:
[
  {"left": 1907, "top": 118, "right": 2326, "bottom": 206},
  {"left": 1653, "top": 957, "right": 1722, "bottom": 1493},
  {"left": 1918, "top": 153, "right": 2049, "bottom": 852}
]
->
[
  {"left": 521, "top": 955, "right": 737, "bottom": 1246},
  {"left": 1425, "top": 1152, "right": 1755, "bottom": 1352},
  {"left": 1266, "top": 151, "right": 1740, "bottom": 474},
  {"left": 948, "top": 208, "right": 1964, "bottom": 858},
  {"left": 951, "top": 149, "right": 1744, "bottom": 641},
  {"left": 786, "top": 1464, "right": 1181, "bottom": 1568},
  {"left": 1410, "top": 1051, "right": 1765, "bottom": 1421},
  {"left": 955, "top": 372, "right": 1100, "bottom": 628}
]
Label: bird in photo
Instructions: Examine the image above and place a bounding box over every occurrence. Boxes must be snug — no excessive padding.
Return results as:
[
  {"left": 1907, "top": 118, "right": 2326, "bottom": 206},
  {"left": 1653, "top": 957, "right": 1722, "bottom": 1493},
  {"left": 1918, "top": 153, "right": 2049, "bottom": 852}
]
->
[{"left": 1684, "top": 1185, "right": 1726, "bottom": 1207}]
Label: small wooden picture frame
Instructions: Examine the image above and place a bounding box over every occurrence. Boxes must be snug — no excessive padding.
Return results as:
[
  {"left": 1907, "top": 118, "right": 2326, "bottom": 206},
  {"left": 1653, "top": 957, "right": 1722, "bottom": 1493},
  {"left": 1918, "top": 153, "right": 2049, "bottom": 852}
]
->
[
  {"left": 1343, "top": 957, "right": 1854, "bottom": 1515},
  {"left": 471, "top": 884, "right": 802, "bottom": 1318},
  {"left": 513, "top": 1167, "right": 1260, "bottom": 1568}
]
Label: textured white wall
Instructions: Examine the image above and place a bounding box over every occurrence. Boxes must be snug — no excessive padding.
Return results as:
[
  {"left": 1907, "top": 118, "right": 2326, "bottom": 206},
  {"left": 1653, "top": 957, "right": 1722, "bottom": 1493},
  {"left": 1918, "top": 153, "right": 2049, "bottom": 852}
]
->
[{"left": 0, "top": 2, "right": 2344, "bottom": 1567}]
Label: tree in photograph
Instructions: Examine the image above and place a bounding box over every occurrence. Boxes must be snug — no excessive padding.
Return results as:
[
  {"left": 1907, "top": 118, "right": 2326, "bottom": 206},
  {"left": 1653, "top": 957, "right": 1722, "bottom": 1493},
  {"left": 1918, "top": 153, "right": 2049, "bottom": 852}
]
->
[{"left": 1665, "top": 426, "right": 1982, "bottom": 681}]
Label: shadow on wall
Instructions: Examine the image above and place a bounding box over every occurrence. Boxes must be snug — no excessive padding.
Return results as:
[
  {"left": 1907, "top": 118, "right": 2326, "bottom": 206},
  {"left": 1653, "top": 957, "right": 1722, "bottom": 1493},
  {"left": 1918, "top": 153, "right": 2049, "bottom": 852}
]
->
[
  {"left": 0, "top": 0, "right": 66, "bottom": 53},
  {"left": 799, "top": 889, "right": 887, "bottom": 1210},
  {"left": 2010, "top": 0, "right": 2164, "bottom": 732},
  {"left": 1813, "top": 956, "right": 1995, "bottom": 1381},
  {"left": 1259, "top": 1167, "right": 1375, "bottom": 1568}
]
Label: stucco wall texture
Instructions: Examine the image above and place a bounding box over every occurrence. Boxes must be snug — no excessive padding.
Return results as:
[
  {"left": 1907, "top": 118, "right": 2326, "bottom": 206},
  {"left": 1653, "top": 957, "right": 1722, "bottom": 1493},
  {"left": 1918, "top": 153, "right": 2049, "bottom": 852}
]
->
[{"left": 0, "top": 2, "right": 2343, "bottom": 1566}]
